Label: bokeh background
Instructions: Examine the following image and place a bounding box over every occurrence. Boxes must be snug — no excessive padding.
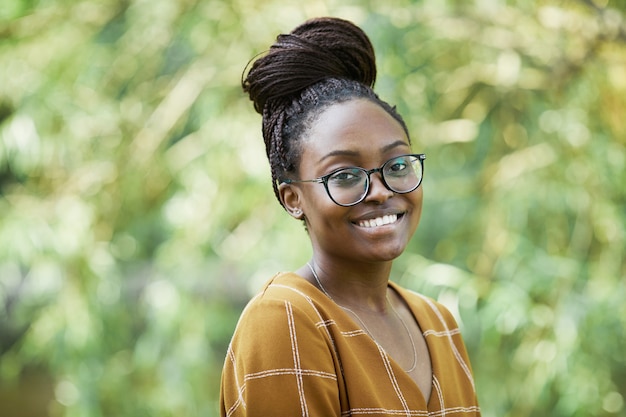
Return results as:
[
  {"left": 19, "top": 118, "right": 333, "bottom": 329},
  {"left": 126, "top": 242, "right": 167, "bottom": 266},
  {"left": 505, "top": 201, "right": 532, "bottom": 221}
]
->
[{"left": 1, "top": 0, "right": 625, "bottom": 416}]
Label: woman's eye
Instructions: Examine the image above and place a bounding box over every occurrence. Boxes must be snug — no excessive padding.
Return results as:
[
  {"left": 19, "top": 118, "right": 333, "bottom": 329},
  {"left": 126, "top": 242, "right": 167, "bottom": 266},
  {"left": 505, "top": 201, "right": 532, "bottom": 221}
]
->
[
  {"left": 329, "top": 169, "right": 362, "bottom": 186},
  {"left": 334, "top": 172, "right": 356, "bottom": 180},
  {"left": 389, "top": 161, "right": 408, "bottom": 173}
]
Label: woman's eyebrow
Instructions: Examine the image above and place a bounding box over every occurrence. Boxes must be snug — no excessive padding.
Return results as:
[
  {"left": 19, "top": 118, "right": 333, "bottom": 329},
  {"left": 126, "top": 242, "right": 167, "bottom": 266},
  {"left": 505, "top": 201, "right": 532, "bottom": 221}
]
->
[
  {"left": 318, "top": 140, "right": 409, "bottom": 164},
  {"left": 381, "top": 140, "right": 410, "bottom": 153},
  {"left": 318, "top": 149, "right": 360, "bottom": 164}
]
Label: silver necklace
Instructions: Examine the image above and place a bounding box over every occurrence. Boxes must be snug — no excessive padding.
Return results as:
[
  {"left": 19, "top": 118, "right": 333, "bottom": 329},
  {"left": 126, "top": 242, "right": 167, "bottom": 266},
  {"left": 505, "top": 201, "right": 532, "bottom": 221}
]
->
[{"left": 307, "top": 262, "right": 418, "bottom": 373}]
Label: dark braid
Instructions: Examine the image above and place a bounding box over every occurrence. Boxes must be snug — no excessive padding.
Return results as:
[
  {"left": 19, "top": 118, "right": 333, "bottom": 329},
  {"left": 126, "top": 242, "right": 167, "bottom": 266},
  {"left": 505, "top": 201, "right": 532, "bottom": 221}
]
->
[{"left": 242, "top": 17, "right": 410, "bottom": 208}]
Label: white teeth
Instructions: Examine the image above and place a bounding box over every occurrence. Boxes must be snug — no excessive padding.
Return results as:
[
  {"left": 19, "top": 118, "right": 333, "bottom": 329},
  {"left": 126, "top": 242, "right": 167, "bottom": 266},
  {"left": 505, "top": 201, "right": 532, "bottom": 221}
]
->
[{"left": 358, "top": 214, "right": 398, "bottom": 228}]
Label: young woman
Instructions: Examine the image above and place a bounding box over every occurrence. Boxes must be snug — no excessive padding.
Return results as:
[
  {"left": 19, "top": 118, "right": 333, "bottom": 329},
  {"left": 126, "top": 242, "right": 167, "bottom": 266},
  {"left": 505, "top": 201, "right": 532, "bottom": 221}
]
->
[{"left": 220, "top": 17, "right": 481, "bottom": 417}]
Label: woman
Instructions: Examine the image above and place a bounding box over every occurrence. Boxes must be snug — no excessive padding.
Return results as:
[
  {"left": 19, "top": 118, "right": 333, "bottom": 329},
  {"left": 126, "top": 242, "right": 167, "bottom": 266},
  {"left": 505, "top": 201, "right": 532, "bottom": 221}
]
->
[{"left": 220, "top": 17, "right": 480, "bottom": 417}]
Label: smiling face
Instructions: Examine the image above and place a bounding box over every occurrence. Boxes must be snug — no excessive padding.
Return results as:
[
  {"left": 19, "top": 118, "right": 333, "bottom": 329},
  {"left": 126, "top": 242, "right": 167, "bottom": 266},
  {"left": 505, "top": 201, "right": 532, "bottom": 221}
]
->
[{"left": 280, "top": 99, "right": 423, "bottom": 266}]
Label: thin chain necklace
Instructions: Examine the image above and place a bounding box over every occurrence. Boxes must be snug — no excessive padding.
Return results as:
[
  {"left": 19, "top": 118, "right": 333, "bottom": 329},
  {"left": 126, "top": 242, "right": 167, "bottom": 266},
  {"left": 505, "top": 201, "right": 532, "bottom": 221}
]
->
[{"left": 307, "top": 262, "right": 418, "bottom": 373}]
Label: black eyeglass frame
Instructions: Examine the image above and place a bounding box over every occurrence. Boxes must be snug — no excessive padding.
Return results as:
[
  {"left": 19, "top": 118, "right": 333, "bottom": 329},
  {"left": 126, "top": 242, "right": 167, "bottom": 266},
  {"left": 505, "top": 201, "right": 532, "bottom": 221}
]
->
[{"left": 282, "top": 153, "right": 426, "bottom": 207}]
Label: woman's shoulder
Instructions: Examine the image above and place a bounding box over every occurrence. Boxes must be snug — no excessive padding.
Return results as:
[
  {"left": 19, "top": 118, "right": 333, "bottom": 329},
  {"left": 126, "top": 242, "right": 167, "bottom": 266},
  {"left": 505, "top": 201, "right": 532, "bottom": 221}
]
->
[
  {"left": 256, "top": 271, "right": 320, "bottom": 303},
  {"left": 238, "top": 272, "right": 327, "bottom": 321}
]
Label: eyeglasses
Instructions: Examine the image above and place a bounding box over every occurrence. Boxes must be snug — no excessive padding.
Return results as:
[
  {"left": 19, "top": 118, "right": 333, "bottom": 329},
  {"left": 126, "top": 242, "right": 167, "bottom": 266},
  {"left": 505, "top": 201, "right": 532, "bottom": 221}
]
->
[{"left": 283, "top": 154, "right": 426, "bottom": 207}]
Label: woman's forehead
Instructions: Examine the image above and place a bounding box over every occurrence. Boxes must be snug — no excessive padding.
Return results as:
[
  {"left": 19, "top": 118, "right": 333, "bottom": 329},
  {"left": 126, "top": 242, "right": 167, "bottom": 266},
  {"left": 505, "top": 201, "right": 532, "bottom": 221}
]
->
[{"left": 301, "top": 99, "right": 410, "bottom": 158}]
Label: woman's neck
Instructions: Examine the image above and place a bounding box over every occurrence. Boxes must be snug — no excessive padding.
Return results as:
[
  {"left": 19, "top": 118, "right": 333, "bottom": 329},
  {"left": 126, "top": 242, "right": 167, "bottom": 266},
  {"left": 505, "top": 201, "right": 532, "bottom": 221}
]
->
[{"left": 302, "top": 259, "right": 393, "bottom": 313}]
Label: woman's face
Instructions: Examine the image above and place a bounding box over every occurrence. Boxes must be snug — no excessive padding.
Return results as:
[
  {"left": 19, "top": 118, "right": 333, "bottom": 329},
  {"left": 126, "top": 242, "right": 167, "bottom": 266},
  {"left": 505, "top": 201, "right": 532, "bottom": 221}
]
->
[{"left": 286, "top": 98, "right": 423, "bottom": 265}]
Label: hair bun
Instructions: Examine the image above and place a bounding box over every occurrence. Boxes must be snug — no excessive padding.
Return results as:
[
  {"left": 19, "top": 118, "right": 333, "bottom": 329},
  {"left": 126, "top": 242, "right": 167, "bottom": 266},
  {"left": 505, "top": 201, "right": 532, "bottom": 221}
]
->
[{"left": 243, "top": 17, "right": 377, "bottom": 114}]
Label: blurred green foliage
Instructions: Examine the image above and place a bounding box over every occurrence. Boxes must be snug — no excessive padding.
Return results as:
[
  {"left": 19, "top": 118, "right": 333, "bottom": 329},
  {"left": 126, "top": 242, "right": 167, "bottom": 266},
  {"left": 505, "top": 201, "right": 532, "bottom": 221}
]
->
[{"left": 0, "top": 0, "right": 624, "bottom": 416}]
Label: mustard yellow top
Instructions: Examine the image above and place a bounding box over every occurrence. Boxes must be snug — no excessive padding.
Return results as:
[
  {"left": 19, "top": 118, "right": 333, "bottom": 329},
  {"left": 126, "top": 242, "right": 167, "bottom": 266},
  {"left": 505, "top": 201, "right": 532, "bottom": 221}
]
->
[{"left": 220, "top": 272, "right": 480, "bottom": 417}]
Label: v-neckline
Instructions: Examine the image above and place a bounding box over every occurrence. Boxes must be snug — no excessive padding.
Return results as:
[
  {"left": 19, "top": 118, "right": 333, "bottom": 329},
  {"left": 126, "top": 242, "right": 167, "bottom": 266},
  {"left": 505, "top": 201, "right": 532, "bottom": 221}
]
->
[
  {"left": 289, "top": 271, "right": 437, "bottom": 408},
  {"left": 387, "top": 281, "right": 435, "bottom": 408}
]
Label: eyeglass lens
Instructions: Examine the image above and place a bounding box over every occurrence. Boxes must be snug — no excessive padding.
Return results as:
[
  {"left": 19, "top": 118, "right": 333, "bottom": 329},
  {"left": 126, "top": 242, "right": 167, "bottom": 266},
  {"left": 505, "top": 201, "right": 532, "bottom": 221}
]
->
[{"left": 326, "top": 155, "right": 423, "bottom": 206}]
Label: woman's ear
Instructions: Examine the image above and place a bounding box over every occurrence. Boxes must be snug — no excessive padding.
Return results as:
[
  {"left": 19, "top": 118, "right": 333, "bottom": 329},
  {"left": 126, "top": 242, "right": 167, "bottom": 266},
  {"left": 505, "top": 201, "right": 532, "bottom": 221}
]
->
[{"left": 279, "top": 182, "right": 305, "bottom": 220}]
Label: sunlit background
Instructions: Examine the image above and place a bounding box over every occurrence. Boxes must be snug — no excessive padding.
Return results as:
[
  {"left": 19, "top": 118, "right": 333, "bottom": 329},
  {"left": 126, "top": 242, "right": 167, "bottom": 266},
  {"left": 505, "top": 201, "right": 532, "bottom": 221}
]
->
[{"left": 0, "top": 0, "right": 624, "bottom": 416}]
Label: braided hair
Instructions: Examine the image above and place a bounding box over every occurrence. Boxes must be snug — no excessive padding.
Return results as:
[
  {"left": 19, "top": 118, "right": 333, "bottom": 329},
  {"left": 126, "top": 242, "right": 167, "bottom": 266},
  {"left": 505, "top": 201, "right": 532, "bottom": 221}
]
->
[{"left": 242, "top": 17, "right": 410, "bottom": 208}]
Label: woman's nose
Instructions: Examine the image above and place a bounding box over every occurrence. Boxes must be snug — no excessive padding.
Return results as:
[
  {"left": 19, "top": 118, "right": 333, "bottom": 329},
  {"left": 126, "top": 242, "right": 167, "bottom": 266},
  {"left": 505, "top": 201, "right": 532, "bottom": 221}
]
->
[{"left": 363, "top": 172, "right": 393, "bottom": 203}]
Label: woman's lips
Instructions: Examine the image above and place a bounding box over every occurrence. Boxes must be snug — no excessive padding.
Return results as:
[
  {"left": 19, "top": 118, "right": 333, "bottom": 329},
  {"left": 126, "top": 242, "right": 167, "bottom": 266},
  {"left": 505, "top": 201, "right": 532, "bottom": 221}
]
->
[{"left": 355, "top": 213, "right": 402, "bottom": 228}]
